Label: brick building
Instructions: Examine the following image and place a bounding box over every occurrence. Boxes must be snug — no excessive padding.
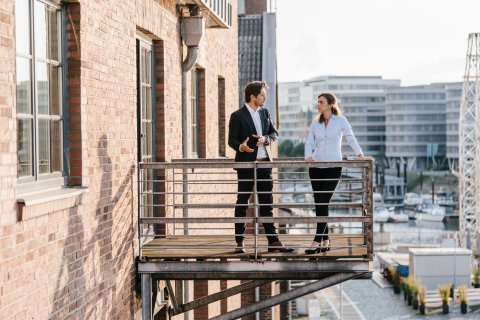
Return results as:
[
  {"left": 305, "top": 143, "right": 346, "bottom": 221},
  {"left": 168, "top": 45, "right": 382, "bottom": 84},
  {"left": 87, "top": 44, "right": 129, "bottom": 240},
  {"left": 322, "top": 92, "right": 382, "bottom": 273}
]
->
[{"left": 0, "top": 0, "right": 243, "bottom": 319}]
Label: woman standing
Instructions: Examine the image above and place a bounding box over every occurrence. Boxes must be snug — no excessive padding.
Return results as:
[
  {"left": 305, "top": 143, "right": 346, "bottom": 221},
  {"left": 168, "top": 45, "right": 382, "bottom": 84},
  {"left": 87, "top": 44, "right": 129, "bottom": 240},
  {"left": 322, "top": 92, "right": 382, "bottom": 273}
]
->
[{"left": 304, "top": 92, "right": 367, "bottom": 254}]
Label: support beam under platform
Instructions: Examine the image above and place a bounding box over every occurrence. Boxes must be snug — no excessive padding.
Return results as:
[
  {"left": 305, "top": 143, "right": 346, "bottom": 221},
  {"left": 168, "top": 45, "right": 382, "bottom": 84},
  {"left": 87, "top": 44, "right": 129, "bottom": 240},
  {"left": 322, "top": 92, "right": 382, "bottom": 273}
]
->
[
  {"left": 141, "top": 273, "right": 152, "bottom": 320},
  {"left": 138, "top": 260, "right": 372, "bottom": 280},
  {"left": 171, "top": 280, "right": 273, "bottom": 315},
  {"left": 210, "top": 273, "right": 367, "bottom": 320}
]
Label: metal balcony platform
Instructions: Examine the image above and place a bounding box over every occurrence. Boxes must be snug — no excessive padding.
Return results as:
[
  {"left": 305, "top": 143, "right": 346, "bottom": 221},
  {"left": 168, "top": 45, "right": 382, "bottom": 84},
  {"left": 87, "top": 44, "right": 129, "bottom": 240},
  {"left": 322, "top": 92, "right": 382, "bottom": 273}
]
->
[
  {"left": 141, "top": 235, "right": 367, "bottom": 260},
  {"left": 138, "top": 234, "right": 371, "bottom": 280},
  {"left": 137, "top": 159, "right": 374, "bottom": 319}
]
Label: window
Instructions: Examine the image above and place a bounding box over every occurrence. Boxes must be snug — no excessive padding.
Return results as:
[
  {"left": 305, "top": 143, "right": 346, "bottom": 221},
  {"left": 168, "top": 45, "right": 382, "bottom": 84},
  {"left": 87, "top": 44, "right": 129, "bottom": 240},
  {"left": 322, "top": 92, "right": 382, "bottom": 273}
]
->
[
  {"left": 16, "top": 0, "right": 65, "bottom": 192},
  {"left": 190, "top": 69, "right": 206, "bottom": 158},
  {"left": 191, "top": 69, "right": 200, "bottom": 157},
  {"left": 288, "top": 96, "right": 299, "bottom": 103},
  {"left": 137, "top": 38, "right": 154, "bottom": 164},
  {"left": 288, "top": 87, "right": 299, "bottom": 94},
  {"left": 137, "top": 34, "right": 155, "bottom": 221}
]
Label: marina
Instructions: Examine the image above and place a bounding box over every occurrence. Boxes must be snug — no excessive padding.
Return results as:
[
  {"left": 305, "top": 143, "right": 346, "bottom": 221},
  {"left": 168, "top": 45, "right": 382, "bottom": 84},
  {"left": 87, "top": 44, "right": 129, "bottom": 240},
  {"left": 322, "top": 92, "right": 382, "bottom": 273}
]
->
[{"left": 279, "top": 181, "right": 480, "bottom": 319}]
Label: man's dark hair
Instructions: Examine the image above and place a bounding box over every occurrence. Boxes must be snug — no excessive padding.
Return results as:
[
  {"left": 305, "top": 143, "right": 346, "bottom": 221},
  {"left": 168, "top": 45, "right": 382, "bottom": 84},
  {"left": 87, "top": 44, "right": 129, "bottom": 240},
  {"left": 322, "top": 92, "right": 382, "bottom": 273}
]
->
[{"left": 244, "top": 81, "right": 268, "bottom": 103}]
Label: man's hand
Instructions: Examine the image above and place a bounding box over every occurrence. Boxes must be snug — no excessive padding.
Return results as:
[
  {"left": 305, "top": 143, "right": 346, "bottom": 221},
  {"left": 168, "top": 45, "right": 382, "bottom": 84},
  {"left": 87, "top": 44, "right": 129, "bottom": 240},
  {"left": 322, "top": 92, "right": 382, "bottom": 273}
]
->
[
  {"left": 305, "top": 156, "right": 314, "bottom": 162},
  {"left": 240, "top": 137, "right": 254, "bottom": 153},
  {"left": 252, "top": 134, "right": 267, "bottom": 146}
]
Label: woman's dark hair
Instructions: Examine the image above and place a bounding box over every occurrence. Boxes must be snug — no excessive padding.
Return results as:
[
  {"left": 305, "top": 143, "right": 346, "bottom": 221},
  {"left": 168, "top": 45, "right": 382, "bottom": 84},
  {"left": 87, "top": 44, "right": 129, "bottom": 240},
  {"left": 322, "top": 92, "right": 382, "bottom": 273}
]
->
[
  {"left": 244, "top": 81, "right": 268, "bottom": 102},
  {"left": 318, "top": 92, "right": 342, "bottom": 123}
]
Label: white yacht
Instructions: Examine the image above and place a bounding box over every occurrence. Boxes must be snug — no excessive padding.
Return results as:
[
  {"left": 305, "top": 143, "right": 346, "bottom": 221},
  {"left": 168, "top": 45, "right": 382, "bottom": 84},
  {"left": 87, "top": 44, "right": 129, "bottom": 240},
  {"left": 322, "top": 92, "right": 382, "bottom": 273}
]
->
[
  {"left": 404, "top": 192, "right": 423, "bottom": 210},
  {"left": 415, "top": 203, "right": 446, "bottom": 222},
  {"left": 373, "top": 205, "right": 408, "bottom": 223},
  {"left": 374, "top": 206, "right": 391, "bottom": 223},
  {"left": 388, "top": 207, "right": 409, "bottom": 223}
]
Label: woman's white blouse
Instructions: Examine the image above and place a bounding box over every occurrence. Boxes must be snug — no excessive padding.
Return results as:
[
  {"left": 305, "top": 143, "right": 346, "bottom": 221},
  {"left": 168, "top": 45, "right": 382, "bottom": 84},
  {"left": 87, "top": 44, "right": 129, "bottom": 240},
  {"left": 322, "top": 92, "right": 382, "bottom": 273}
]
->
[{"left": 304, "top": 115, "right": 363, "bottom": 162}]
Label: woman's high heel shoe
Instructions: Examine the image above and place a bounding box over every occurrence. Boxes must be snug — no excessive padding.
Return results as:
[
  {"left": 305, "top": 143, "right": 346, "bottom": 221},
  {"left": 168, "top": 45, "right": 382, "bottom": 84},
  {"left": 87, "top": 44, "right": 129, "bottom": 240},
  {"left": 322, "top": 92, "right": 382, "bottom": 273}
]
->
[
  {"left": 305, "top": 240, "right": 331, "bottom": 254},
  {"left": 320, "top": 240, "right": 331, "bottom": 252},
  {"left": 305, "top": 241, "right": 321, "bottom": 254},
  {"left": 305, "top": 247, "right": 321, "bottom": 255}
]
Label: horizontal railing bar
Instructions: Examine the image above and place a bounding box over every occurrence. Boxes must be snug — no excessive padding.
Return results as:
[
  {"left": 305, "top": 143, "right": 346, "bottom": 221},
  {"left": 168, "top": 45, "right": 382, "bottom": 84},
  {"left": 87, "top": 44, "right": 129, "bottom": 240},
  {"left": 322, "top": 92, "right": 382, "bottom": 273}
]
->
[
  {"left": 138, "top": 178, "right": 367, "bottom": 184},
  {"left": 168, "top": 227, "right": 366, "bottom": 231},
  {"left": 139, "top": 190, "right": 365, "bottom": 196},
  {"left": 140, "top": 160, "right": 372, "bottom": 170},
  {"left": 140, "top": 216, "right": 371, "bottom": 223},
  {"left": 170, "top": 157, "right": 367, "bottom": 162},
  {"left": 141, "top": 203, "right": 367, "bottom": 208},
  {"left": 167, "top": 170, "right": 365, "bottom": 175},
  {"left": 141, "top": 245, "right": 367, "bottom": 250},
  {"left": 139, "top": 233, "right": 367, "bottom": 238}
]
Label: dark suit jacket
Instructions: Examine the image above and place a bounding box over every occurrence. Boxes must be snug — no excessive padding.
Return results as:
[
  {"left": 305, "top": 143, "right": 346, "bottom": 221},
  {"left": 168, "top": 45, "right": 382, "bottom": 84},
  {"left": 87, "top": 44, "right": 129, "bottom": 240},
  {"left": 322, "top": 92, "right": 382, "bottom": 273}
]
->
[{"left": 228, "top": 105, "right": 278, "bottom": 162}]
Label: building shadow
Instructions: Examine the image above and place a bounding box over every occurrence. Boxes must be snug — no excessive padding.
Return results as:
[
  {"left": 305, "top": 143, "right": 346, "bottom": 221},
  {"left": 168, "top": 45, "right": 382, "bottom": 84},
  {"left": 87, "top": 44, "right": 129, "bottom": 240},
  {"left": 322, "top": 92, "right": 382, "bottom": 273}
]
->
[{"left": 50, "top": 135, "right": 137, "bottom": 319}]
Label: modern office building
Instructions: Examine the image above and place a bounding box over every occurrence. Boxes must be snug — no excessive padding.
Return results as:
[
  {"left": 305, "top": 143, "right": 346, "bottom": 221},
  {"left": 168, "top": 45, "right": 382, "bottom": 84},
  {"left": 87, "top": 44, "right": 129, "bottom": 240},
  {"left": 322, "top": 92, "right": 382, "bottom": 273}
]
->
[
  {"left": 445, "top": 82, "right": 462, "bottom": 171},
  {"left": 315, "top": 77, "right": 401, "bottom": 158},
  {"left": 385, "top": 84, "right": 447, "bottom": 171},
  {"left": 279, "top": 76, "right": 400, "bottom": 159},
  {"left": 277, "top": 81, "right": 314, "bottom": 143}
]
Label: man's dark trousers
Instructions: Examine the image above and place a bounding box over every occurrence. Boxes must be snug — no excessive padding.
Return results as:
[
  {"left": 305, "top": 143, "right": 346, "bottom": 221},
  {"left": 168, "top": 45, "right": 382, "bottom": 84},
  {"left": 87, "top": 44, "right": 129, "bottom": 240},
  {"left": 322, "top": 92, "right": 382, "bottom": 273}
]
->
[{"left": 234, "top": 165, "right": 279, "bottom": 244}]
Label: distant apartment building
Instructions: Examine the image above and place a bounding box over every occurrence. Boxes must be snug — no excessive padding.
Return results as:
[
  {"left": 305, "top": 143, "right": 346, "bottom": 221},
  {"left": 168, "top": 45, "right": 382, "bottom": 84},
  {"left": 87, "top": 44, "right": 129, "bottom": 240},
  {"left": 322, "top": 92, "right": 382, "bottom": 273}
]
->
[
  {"left": 278, "top": 76, "right": 400, "bottom": 159},
  {"left": 385, "top": 85, "right": 447, "bottom": 171},
  {"left": 277, "top": 82, "right": 314, "bottom": 143},
  {"left": 445, "top": 82, "right": 462, "bottom": 171},
  {"left": 238, "top": 0, "right": 278, "bottom": 126}
]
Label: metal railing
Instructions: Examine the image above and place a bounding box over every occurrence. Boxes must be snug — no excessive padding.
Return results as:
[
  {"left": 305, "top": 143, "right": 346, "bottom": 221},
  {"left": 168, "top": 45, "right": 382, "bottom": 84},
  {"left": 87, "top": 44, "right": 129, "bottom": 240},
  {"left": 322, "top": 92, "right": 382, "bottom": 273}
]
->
[{"left": 138, "top": 158, "right": 373, "bottom": 260}]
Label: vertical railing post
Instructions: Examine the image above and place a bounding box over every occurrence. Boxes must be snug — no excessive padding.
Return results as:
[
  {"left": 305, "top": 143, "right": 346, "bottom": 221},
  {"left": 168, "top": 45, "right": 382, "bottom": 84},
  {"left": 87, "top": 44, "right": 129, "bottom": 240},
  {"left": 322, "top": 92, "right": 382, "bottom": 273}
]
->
[
  {"left": 138, "top": 164, "right": 143, "bottom": 256},
  {"left": 183, "top": 166, "right": 189, "bottom": 236},
  {"left": 253, "top": 161, "right": 259, "bottom": 259},
  {"left": 364, "top": 160, "right": 374, "bottom": 260},
  {"left": 142, "top": 273, "right": 152, "bottom": 320},
  {"left": 172, "top": 167, "right": 176, "bottom": 236}
]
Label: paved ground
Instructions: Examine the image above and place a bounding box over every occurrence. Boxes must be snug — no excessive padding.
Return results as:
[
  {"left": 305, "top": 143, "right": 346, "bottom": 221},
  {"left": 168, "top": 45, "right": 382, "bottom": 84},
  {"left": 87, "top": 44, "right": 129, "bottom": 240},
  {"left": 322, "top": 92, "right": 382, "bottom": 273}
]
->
[
  {"left": 342, "top": 277, "right": 480, "bottom": 319},
  {"left": 294, "top": 274, "right": 480, "bottom": 319}
]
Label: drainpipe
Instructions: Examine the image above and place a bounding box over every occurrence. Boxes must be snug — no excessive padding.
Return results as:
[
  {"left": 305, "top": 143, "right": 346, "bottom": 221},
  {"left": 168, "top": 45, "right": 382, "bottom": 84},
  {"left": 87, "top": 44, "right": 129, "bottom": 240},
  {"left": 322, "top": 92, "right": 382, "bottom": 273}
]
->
[
  {"left": 180, "top": 12, "right": 204, "bottom": 319},
  {"left": 180, "top": 11, "right": 204, "bottom": 235},
  {"left": 181, "top": 45, "right": 198, "bottom": 238}
]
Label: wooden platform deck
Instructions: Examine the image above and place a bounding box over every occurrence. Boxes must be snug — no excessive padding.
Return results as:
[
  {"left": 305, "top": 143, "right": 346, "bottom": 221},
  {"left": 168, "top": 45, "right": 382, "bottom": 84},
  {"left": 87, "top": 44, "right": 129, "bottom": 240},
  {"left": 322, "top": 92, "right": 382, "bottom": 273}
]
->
[{"left": 141, "top": 235, "right": 368, "bottom": 260}]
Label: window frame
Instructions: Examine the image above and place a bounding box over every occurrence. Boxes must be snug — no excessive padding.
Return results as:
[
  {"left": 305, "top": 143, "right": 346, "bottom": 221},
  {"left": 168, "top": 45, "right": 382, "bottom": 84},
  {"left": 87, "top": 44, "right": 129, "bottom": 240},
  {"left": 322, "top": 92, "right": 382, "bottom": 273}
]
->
[
  {"left": 15, "top": 0, "right": 67, "bottom": 195},
  {"left": 190, "top": 69, "right": 201, "bottom": 158},
  {"left": 136, "top": 33, "right": 156, "bottom": 232},
  {"left": 136, "top": 34, "right": 155, "bottom": 164}
]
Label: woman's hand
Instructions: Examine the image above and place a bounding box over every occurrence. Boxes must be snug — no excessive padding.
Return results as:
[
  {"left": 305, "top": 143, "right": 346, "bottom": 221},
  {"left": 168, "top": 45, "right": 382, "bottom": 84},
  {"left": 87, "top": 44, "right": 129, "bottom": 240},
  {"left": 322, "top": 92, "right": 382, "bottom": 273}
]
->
[
  {"left": 357, "top": 154, "right": 373, "bottom": 160},
  {"left": 305, "top": 156, "right": 314, "bottom": 162}
]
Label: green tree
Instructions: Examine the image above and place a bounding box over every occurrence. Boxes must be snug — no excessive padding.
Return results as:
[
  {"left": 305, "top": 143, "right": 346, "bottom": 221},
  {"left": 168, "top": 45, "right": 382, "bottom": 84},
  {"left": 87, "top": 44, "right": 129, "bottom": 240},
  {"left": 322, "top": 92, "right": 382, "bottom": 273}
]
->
[
  {"left": 279, "top": 140, "right": 294, "bottom": 157},
  {"left": 292, "top": 142, "right": 305, "bottom": 157}
]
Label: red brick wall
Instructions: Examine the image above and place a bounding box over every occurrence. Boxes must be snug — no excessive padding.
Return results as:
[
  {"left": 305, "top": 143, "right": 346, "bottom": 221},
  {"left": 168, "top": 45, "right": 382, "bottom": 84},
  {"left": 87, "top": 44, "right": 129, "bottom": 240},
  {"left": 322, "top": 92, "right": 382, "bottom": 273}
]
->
[
  {"left": 1, "top": 1, "right": 240, "bottom": 320},
  {"left": 245, "top": 0, "right": 267, "bottom": 15},
  {"left": 194, "top": 280, "right": 209, "bottom": 319},
  {"left": 0, "top": 0, "right": 16, "bottom": 226},
  {"left": 65, "top": 2, "right": 83, "bottom": 187},
  {"left": 241, "top": 283, "right": 278, "bottom": 320}
]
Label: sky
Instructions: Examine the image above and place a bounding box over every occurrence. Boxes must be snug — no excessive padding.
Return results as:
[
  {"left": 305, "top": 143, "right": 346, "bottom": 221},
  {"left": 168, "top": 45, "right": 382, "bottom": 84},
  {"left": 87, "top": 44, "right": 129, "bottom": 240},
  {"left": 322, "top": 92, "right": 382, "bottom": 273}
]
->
[{"left": 275, "top": 0, "right": 480, "bottom": 86}]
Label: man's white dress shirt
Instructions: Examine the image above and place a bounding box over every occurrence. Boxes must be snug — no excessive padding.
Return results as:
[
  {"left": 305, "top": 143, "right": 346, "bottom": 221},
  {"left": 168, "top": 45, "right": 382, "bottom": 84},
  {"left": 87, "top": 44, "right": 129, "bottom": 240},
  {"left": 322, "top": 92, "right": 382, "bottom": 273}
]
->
[{"left": 245, "top": 104, "right": 268, "bottom": 159}]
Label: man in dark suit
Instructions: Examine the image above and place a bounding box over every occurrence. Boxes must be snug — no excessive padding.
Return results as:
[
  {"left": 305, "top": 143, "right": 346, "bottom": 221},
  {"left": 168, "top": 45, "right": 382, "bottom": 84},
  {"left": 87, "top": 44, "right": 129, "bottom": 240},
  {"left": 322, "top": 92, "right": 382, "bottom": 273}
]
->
[{"left": 228, "top": 81, "right": 294, "bottom": 254}]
